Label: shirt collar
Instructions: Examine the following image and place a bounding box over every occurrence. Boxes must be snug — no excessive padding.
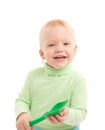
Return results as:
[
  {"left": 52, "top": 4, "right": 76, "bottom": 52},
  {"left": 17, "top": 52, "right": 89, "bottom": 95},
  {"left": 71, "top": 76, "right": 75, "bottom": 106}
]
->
[{"left": 44, "top": 63, "right": 72, "bottom": 76}]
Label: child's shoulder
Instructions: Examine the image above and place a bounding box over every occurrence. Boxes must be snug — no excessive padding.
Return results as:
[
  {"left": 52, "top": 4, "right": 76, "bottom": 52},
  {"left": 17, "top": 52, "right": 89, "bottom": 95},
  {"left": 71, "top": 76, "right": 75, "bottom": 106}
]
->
[
  {"left": 72, "top": 69, "right": 86, "bottom": 81},
  {"left": 27, "top": 66, "right": 44, "bottom": 77}
]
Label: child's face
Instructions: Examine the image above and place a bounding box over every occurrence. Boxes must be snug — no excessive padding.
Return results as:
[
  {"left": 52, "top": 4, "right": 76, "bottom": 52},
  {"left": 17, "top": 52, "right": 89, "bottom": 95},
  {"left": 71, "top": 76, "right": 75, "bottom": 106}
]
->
[{"left": 39, "top": 26, "right": 77, "bottom": 69}]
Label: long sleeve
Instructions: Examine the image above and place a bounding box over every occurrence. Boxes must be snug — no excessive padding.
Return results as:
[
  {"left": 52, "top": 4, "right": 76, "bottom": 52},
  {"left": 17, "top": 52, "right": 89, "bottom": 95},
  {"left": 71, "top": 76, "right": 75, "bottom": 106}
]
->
[
  {"left": 15, "top": 73, "right": 32, "bottom": 119},
  {"left": 63, "top": 77, "right": 87, "bottom": 125}
]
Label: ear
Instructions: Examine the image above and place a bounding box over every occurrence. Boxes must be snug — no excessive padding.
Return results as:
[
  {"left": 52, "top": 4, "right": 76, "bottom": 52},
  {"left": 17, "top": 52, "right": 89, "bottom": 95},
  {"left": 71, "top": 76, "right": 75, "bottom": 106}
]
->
[
  {"left": 74, "top": 45, "right": 77, "bottom": 56},
  {"left": 39, "top": 49, "right": 45, "bottom": 59}
]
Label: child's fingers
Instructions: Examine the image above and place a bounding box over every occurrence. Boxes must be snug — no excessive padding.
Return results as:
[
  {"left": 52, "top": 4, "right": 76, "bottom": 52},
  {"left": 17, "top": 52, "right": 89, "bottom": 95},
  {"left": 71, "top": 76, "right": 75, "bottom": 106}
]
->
[
  {"left": 31, "top": 126, "right": 34, "bottom": 130},
  {"left": 55, "top": 114, "right": 64, "bottom": 122},
  {"left": 56, "top": 108, "right": 69, "bottom": 122},
  {"left": 47, "top": 108, "right": 69, "bottom": 124},
  {"left": 24, "top": 121, "right": 32, "bottom": 130},
  {"left": 16, "top": 118, "right": 32, "bottom": 130},
  {"left": 16, "top": 122, "right": 30, "bottom": 130},
  {"left": 16, "top": 123, "right": 24, "bottom": 130},
  {"left": 60, "top": 107, "right": 69, "bottom": 116},
  {"left": 48, "top": 116, "right": 61, "bottom": 124}
]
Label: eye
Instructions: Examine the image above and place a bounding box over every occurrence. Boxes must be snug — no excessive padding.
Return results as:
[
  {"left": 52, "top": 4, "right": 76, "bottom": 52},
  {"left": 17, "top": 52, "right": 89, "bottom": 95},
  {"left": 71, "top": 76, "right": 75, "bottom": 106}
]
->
[
  {"left": 63, "top": 42, "right": 71, "bottom": 46},
  {"left": 48, "top": 43, "right": 56, "bottom": 47}
]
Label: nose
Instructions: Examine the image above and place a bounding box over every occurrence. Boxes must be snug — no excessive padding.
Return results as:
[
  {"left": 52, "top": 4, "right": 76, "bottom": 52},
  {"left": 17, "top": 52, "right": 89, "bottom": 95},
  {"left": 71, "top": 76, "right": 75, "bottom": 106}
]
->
[{"left": 55, "top": 44, "right": 64, "bottom": 53}]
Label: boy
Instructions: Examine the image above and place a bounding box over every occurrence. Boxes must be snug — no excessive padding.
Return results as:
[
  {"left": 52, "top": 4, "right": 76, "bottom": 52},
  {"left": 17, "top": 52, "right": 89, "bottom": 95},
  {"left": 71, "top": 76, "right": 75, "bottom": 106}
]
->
[{"left": 15, "top": 19, "right": 87, "bottom": 130}]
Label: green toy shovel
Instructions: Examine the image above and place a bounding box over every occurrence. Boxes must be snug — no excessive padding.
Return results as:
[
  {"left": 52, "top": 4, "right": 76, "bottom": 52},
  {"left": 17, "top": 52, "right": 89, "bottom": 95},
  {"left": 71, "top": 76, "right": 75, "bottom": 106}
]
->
[{"left": 29, "top": 100, "right": 68, "bottom": 126}]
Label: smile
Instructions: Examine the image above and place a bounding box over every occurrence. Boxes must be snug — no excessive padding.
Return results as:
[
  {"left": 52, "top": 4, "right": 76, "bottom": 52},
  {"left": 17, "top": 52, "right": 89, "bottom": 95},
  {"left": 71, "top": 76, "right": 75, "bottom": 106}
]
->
[{"left": 54, "top": 56, "right": 67, "bottom": 59}]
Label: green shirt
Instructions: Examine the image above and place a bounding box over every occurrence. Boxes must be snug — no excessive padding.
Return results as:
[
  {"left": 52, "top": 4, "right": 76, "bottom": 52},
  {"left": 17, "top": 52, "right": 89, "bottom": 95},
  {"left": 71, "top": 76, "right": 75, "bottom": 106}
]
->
[{"left": 15, "top": 63, "right": 87, "bottom": 130}]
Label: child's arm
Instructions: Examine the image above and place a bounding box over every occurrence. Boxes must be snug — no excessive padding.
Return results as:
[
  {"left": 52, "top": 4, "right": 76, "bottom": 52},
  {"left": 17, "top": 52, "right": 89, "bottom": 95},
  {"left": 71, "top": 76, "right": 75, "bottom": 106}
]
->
[
  {"left": 15, "top": 72, "right": 33, "bottom": 130},
  {"left": 15, "top": 72, "right": 32, "bottom": 120},
  {"left": 48, "top": 77, "right": 87, "bottom": 125}
]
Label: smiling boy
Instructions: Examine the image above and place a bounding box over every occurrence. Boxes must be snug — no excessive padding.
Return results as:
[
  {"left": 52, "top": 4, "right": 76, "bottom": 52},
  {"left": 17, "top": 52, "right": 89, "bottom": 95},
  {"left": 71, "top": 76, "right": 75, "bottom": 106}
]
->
[{"left": 15, "top": 19, "right": 87, "bottom": 130}]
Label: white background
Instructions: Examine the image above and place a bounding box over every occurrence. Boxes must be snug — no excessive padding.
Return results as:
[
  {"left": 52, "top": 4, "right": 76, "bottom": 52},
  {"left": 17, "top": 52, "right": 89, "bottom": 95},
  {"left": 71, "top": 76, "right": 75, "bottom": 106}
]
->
[{"left": 0, "top": 0, "right": 105, "bottom": 129}]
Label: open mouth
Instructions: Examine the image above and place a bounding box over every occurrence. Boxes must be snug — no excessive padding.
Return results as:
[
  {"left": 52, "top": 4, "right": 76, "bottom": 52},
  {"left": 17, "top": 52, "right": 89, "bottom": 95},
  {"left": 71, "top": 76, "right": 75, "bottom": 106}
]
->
[{"left": 54, "top": 56, "right": 67, "bottom": 59}]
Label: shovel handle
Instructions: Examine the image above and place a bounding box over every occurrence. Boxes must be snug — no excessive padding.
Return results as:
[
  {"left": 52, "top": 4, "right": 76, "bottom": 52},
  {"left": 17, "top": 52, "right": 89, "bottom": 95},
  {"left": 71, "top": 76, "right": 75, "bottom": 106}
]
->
[{"left": 29, "top": 116, "right": 46, "bottom": 126}]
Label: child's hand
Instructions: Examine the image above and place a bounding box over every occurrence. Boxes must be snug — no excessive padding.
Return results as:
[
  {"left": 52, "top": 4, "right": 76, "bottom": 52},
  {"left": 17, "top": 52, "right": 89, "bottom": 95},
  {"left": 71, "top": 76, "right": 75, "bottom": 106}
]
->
[
  {"left": 48, "top": 107, "right": 69, "bottom": 124},
  {"left": 16, "top": 112, "right": 34, "bottom": 130}
]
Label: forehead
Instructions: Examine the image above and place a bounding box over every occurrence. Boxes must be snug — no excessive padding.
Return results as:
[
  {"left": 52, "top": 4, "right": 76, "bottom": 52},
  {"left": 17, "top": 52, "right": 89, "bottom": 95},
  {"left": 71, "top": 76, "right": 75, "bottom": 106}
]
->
[
  {"left": 41, "top": 25, "right": 75, "bottom": 42},
  {"left": 46, "top": 26, "right": 71, "bottom": 40}
]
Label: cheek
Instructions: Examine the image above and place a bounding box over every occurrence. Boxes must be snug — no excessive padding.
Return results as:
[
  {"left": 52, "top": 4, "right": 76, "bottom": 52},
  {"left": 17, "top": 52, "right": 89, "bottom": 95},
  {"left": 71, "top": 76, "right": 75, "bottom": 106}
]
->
[
  {"left": 45, "top": 50, "right": 52, "bottom": 57},
  {"left": 70, "top": 47, "right": 76, "bottom": 55},
  {"left": 68, "top": 50, "right": 75, "bottom": 59},
  {"left": 43, "top": 51, "right": 50, "bottom": 60}
]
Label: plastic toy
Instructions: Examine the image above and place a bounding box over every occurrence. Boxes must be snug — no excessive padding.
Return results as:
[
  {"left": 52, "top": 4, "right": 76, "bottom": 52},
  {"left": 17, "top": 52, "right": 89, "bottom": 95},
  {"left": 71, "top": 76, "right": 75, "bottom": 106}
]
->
[{"left": 29, "top": 100, "right": 68, "bottom": 126}]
